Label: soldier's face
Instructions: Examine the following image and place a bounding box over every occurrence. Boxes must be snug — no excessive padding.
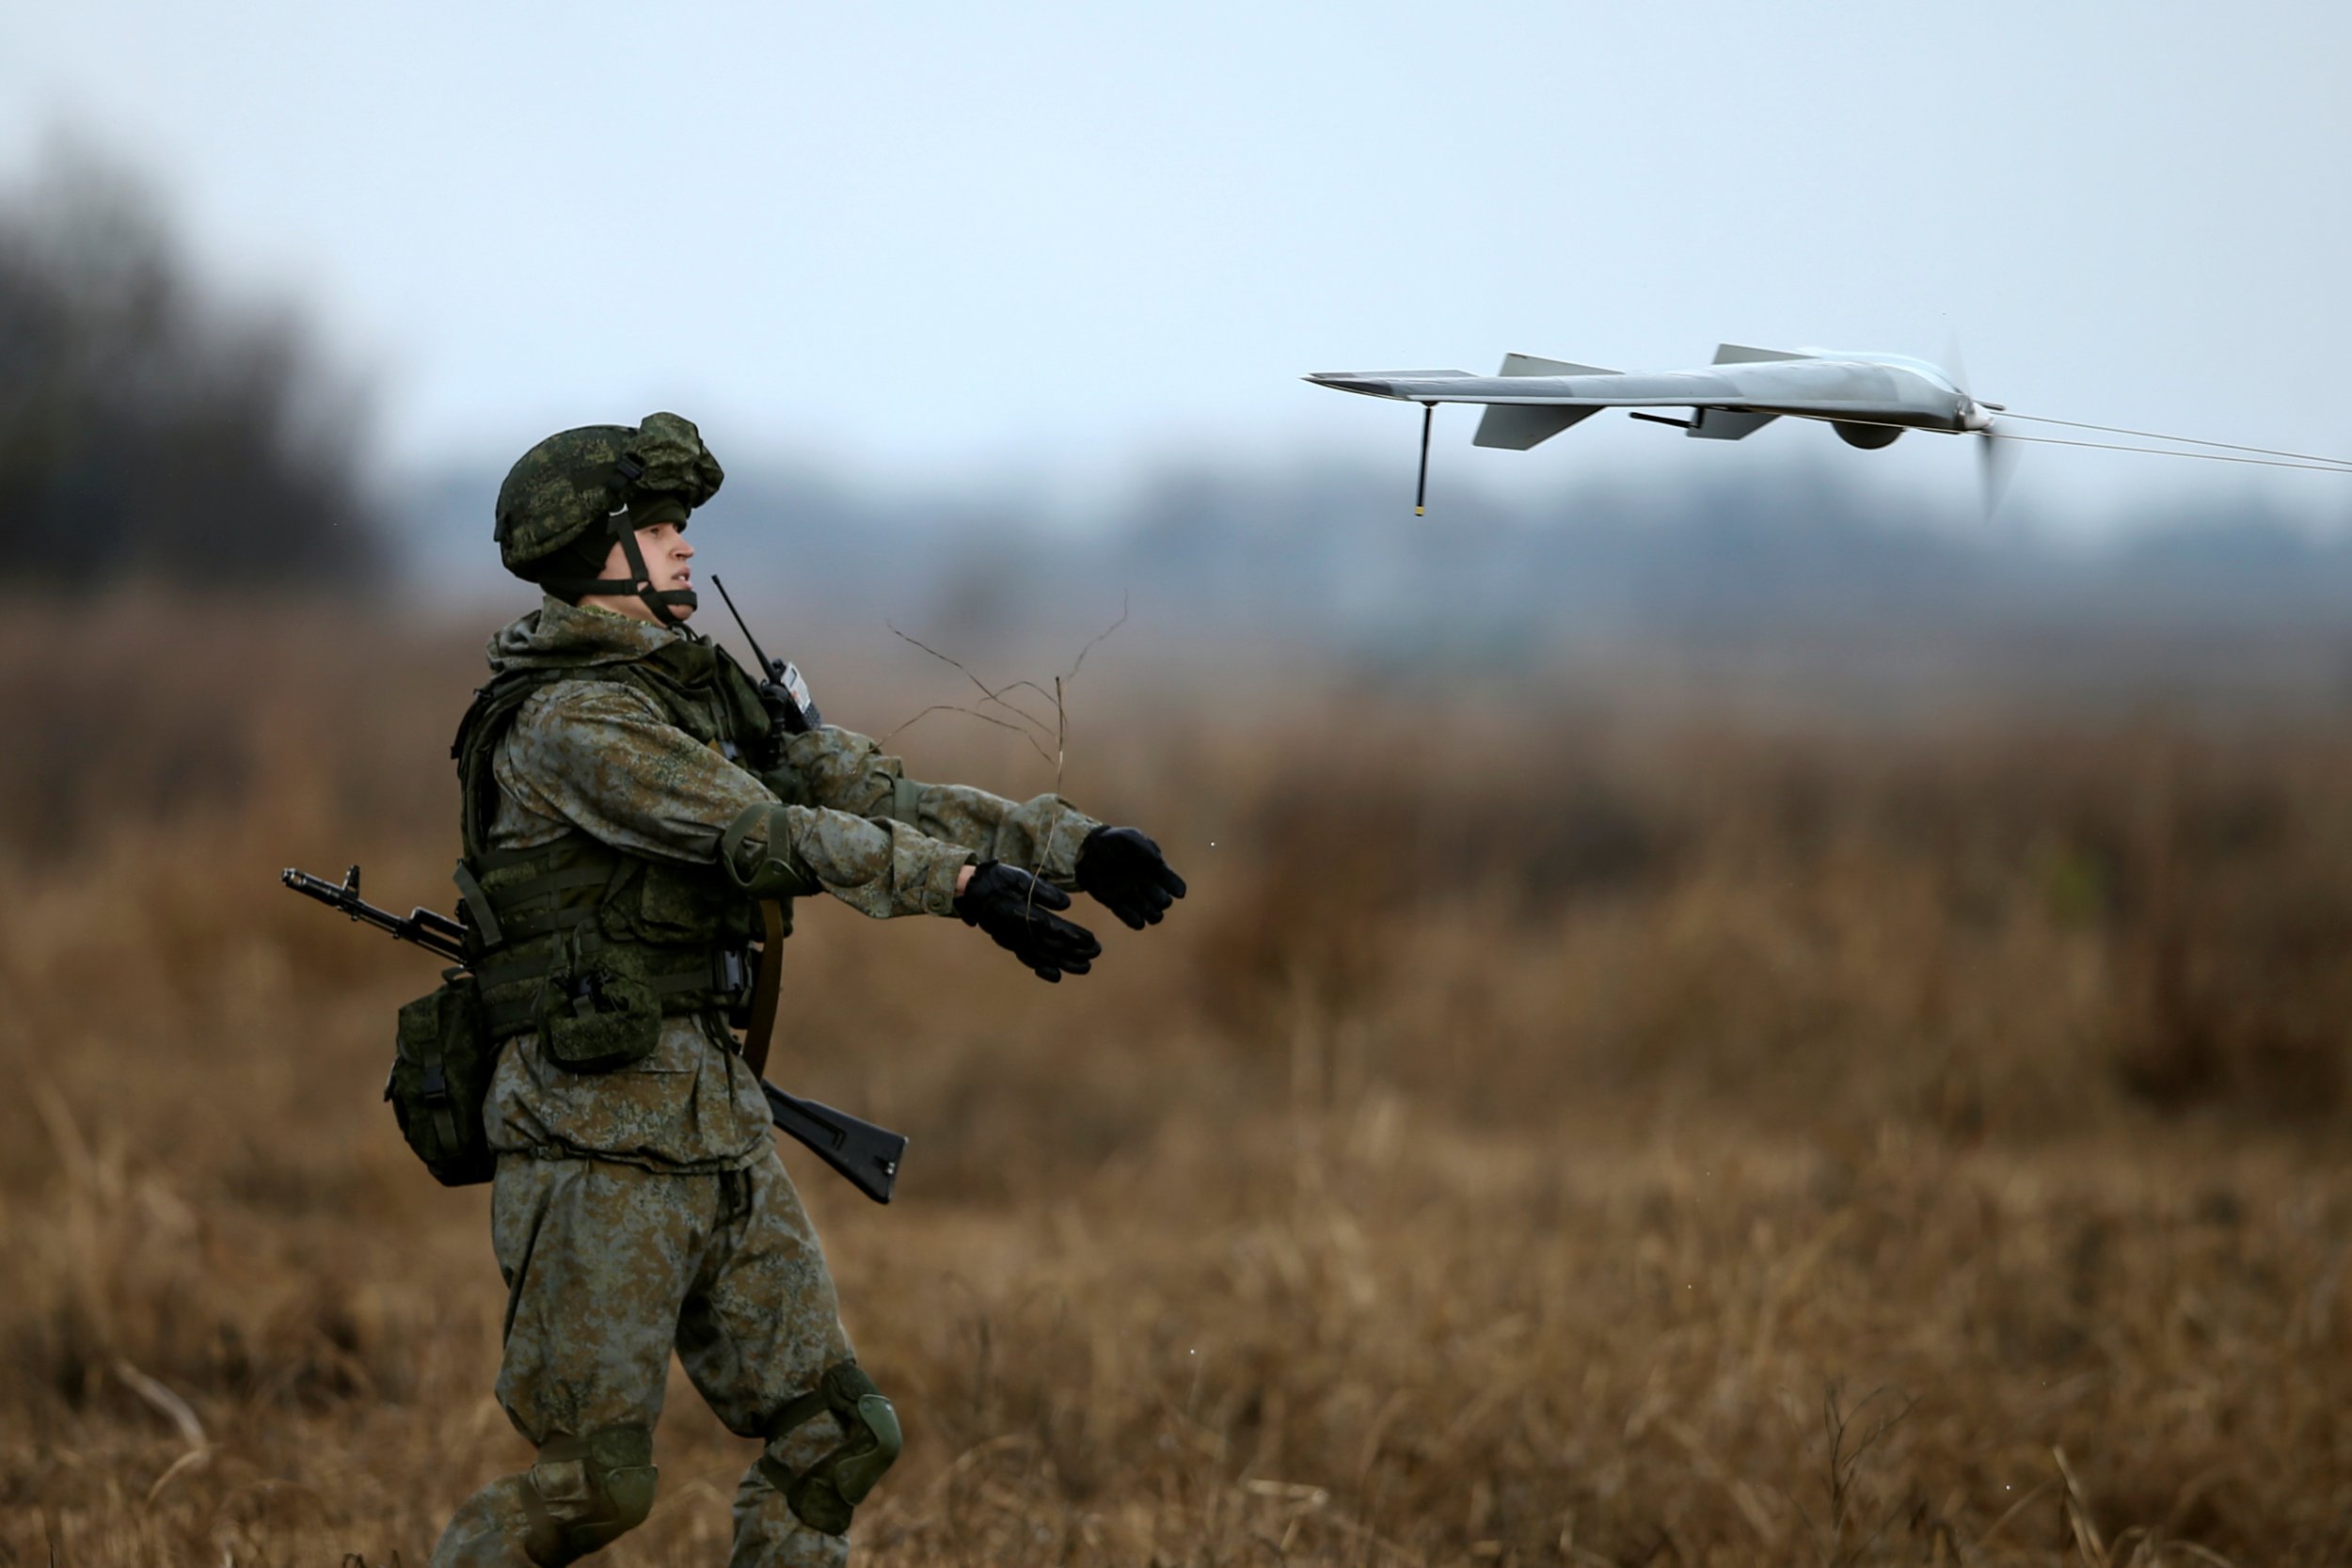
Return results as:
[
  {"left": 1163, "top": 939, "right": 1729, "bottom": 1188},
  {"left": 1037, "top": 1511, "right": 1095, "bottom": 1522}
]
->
[{"left": 594, "top": 522, "right": 695, "bottom": 623}]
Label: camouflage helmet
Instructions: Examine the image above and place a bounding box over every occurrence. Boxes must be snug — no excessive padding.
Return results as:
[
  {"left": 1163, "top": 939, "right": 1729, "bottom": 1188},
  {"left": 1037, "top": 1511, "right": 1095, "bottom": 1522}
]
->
[{"left": 495, "top": 412, "right": 724, "bottom": 623}]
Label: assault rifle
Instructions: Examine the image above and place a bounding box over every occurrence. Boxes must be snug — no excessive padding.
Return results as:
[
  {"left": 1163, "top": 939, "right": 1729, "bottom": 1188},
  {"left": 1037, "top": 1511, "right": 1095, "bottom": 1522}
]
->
[{"left": 280, "top": 863, "right": 908, "bottom": 1203}]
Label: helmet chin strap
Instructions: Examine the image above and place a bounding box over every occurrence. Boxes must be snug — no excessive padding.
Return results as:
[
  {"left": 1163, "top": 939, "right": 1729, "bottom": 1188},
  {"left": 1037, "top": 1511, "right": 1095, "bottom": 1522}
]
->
[
  {"left": 542, "top": 454, "right": 698, "bottom": 623},
  {"left": 611, "top": 514, "right": 698, "bottom": 626}
]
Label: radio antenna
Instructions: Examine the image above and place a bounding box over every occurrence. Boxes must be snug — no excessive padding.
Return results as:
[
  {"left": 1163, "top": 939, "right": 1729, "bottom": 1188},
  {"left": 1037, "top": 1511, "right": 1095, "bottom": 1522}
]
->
[{"left": 709, "top": 574, "right": 775, "bottom": 677}]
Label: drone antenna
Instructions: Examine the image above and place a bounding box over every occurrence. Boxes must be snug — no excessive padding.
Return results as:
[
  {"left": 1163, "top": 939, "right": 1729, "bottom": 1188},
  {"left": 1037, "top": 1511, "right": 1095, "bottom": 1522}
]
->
[{"left": 1415, "top": 402, "right": 1433, "bottom": 515}]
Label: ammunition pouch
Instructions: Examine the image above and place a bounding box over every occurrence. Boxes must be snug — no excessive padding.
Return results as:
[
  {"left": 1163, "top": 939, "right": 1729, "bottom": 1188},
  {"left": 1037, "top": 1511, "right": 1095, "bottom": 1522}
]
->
[
  {"left": 756, "top": 1362, "right": 902, "bottom": 1536},
  {"left": 535, "top": 942, "right": 665, "bottom": 1073},
  {"left": 388, "top": 972, "right": 500, "bottom": 1187}
]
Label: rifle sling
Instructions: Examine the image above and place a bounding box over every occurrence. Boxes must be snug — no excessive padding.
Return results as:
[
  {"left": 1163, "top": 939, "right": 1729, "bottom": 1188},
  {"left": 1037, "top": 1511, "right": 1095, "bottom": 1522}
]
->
[
  {"left": 742, "top": 899, "right": 786, "bottom": 1078},
  {"left": 450, "top": 860, "right": 504, "bottom": 947}
]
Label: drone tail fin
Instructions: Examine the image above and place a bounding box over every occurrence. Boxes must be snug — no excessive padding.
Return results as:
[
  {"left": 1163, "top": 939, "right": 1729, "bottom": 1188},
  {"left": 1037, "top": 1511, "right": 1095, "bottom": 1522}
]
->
[
  {"left": 1500, "top": 352, "right": 1619, "bottom": 377},
  {"left": 1688, "top": 407, "right": 1780, "bottom": 441},
  {"left": 1473, "top": 352, "right": 1617, "bottom": 449},
  {"left": 1474, "top": 405, "right": 1603, "bottom": 450},
  {"left": 1712, "top": 343, "right": 1816, "bottom": 364}
]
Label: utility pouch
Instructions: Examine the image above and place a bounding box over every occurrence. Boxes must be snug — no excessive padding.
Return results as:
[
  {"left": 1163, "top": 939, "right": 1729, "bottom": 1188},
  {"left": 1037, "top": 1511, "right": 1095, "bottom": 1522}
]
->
[
  {"left": 537, "top": 945, "right": 663, "bottom": 1074},
  {"left": 388, "top": 973, "right": 499, "bottom": 1187}
]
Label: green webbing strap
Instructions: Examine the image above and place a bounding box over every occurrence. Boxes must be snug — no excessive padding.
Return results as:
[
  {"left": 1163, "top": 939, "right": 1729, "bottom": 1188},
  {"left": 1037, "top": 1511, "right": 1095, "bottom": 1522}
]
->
[
  {"left": 890, "top": 774, "right": 922, "bottom": 830},
  {"left": 766, "top": 1386, "right": 832, "bottom": 1442},
  {"left": 721, "top": 804, "right": 821, "bottom": 899},
  {"left": 472, "top": 951, "right": 564, "bottom": 991},
  {"left": 472, "top": 930, "right": 709, "bottom": 992},
  {"left": 451, "top": 861, "right": 503, "bottom": 947},
  {"left": 422, "top": 1049, "right": 462, "bottom": 1156},
  {"left": 484, "top": 903, "right": 602, "bottom": 942},
  {"left": 475, "top": 942, "right": 747, "bottom": 1037},
  {"left": 647, "top": 968, "right": 719, "bottom": 995},
  {"left": 494, "top": 863, "right": 619, "bottom": 903},
  {"left": 470, "top": 839, "right": 553, "bottom": 873},
  {"left": 719, "top": 803, "right": 766, "bottom": 877},
  {"left": 480, "top": 848, "right": 636, "bottom": 955}
]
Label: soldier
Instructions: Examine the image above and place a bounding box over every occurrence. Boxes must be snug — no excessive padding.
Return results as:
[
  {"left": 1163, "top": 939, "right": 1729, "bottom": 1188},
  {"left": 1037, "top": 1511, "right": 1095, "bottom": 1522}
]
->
[{"left": 429, "top": 413, "right": 1186, "bottom": 1567}]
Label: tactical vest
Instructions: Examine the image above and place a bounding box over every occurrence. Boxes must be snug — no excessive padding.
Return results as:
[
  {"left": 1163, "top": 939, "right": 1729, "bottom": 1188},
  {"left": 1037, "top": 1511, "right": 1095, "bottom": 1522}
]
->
[{"left": 449, "top": 635, "right": 787, "bottom": 1046}]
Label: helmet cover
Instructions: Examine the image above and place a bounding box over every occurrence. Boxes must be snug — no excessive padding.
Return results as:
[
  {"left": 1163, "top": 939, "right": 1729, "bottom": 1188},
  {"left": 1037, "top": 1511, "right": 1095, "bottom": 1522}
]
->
[{"left": 494, "top": 412, "right": 724, "bottom": 579}]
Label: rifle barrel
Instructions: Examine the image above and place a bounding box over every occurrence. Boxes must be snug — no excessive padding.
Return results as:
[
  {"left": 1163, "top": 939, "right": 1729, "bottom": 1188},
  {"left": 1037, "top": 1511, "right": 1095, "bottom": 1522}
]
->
[{"left": 280, "top": 866, "right": 469, "bottom": 963}]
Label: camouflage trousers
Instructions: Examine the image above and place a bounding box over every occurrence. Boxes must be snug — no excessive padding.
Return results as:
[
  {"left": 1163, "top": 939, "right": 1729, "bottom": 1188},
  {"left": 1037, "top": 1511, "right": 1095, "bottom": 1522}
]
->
[{"left": 431, "top": 1148, "right": 859, "bottom": 1568}]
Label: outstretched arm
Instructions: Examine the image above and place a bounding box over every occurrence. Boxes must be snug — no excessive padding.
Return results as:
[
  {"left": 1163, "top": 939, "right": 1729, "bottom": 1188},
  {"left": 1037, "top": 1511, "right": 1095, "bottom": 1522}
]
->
[
  {"left": 772, "top": 724, "right": 1100, "bottom": 887},
  {"left": 773, "top": 724, "right": 1187, "bottom": 930},
  {"left": 498, "top": 683, "right": 973, "bottom": 918}
]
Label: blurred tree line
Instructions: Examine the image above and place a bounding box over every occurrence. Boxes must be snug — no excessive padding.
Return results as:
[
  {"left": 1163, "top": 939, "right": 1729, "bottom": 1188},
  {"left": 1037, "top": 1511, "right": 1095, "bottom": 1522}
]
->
[{"left": 0, "top": 144, "right": 381, "bottom": 590}]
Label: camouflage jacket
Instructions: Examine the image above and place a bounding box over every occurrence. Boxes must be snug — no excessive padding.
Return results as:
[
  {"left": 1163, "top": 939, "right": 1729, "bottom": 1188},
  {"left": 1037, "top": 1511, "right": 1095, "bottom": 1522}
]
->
[{"left": 479, "top": 595, "right": 1100, "bottom": 1170}]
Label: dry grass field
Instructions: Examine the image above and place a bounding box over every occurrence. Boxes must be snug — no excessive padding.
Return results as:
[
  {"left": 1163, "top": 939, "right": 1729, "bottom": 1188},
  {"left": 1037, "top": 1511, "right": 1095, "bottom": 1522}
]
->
[{"left": 6, "top": 595, "right": 2352, "bottom": 1567}]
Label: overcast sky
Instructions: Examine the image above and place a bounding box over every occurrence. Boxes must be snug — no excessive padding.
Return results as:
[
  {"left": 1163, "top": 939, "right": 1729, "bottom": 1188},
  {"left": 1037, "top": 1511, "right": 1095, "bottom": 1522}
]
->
[{"left": 7, "top": 2, "right": 2350, "bottom": 527}]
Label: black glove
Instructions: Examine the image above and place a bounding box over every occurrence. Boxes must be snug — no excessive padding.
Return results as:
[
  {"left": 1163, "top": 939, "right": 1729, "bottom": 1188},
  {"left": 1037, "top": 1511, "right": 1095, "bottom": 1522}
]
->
[
  {"left": 953, "top": 862, "right": 1103, "bottom": 982},
  {"left": 1075, "top": 826, "right": 1188, "bottom": 930}
]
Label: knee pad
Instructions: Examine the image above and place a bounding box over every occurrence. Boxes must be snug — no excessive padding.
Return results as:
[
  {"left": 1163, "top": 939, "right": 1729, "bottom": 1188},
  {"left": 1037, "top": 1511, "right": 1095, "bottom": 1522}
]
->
[
  {"left": 756, "top": 1362, "right": 902, "bottom": 1536},
  {"left": 526, "top": 1423, "right": 659, "bottom": 1562}
]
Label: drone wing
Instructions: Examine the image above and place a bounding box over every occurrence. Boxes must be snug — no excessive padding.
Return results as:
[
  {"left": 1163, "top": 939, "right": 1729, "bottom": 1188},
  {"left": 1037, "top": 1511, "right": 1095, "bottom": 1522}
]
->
[
  {"left": 1305, "top": 364, "right": 1754, "bottom": 408},
  {"left": 1303, "top": 345, "right": 1954, "bottom": 448},
  {"left": 1306, "top": 355, "right": 1774, "bottom": 451}
]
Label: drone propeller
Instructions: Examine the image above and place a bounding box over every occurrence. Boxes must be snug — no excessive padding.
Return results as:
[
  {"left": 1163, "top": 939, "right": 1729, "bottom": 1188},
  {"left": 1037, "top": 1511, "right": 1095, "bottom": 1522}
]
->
[
  {"left": 1947, "top": 333, "right": 2018, "bottom": 517},
  {"left": 1977, "top": 423, "right": 2019, "bottom": 515}
]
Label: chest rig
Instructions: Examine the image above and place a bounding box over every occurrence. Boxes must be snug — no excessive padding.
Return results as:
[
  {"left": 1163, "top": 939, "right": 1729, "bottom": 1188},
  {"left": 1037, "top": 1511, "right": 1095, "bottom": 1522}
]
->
[{"left": 450, "top": 634, "right": 795, "bottom": 1044}]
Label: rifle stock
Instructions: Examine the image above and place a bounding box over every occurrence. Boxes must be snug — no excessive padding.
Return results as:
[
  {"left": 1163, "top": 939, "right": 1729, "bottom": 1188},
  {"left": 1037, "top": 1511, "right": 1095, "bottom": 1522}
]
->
[{"left": 762, "top": 1083, "right": 906, "bottom": 1205}]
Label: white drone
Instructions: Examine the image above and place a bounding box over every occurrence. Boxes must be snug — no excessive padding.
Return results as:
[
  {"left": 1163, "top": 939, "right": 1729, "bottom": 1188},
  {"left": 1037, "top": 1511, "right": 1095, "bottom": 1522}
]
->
[{"left": 1307, "top": 344, "right": 2351, "bottom": 514}]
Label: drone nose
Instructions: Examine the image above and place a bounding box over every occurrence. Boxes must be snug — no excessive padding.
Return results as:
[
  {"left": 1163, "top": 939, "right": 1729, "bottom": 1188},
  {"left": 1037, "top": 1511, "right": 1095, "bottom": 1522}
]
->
[{"left": 1304, "top": 372, "right": 1395, "bottom": 397}]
